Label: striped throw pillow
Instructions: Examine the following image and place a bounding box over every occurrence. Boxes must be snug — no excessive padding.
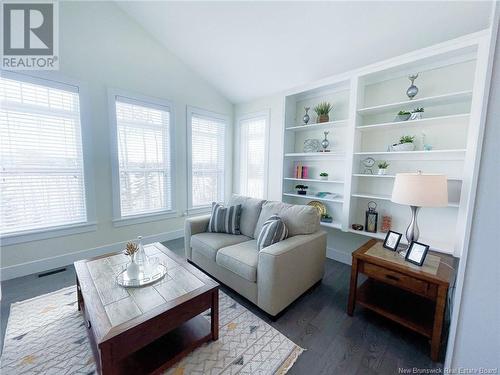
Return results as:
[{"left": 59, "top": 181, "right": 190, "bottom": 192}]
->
[
  {"left": 257, "top": 214, "right": 288, "bottom": 251},
  {"left": 208, "top": 202, "right": 242, "bottom": 235}
]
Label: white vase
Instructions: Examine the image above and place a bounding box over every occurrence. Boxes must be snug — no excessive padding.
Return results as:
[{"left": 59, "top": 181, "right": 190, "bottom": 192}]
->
[
  {"left": 126, "top": 255, "right": 140, "bottom": 280},
  {"left": 391, "top": 143, "right": 415, "bottom": 152},
  {"left": 320, "top": 175, "right": 328, "bottom": 181},
  {"left": 135, "top": 236, "right": 148, "bottom": 266},
  {"left": 378, "top": 169, "right": 387, "bottom": 175}
]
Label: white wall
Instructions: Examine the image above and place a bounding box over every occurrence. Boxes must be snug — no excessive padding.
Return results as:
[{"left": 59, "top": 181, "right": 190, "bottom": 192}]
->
[
  {"left": 0, "top": 1, "right": 233, "bottom": 278},
  {"left": 450, "top": 22, "right": 499, "bottom": 370}
]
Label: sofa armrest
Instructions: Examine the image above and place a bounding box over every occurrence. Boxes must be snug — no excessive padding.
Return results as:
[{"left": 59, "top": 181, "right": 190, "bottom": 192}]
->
[
  {"left": 184, "top": 215, "right": 210, "bottom": 260},
  {"left": 257, "top": 231, "right": 327, "bottom": 316}
]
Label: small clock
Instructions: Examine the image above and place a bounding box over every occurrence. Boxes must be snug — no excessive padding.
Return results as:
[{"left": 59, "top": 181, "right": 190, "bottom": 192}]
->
[{"left": 362, "top": 157, "right": 375, "bottom": 174}]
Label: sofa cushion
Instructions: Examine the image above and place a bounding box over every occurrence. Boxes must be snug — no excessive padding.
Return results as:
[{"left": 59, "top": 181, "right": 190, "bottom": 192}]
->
[
  {"left": 228, "top": 194, "right": 265, "bottom": 238},
  {"left": 216, "top": 240, "right": 258, "bottom": 282},
  {"left": 191, "top": 232, "right": 251, "bottom": 261},
  {"left": 257, "top": 215, "right": 288, "bottom": 250},
  {"left": 254, "top": 201, "right": 320, "bottom": 238},
  {"left": 208, "top": 202, "right": 242, "bottom": 234}
]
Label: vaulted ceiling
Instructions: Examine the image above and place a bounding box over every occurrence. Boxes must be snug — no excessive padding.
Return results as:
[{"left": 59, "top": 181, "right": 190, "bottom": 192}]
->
[{"left": 117, "top": 1, "right": 492, "bottom": 103}]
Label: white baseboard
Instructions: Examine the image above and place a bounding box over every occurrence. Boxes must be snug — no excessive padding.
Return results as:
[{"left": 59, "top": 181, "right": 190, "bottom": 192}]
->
[
  {"left": 326, "top": 246, "right": 352, "bottom": 266},
  {"left": 0, "top": 229, "right": 184, "bottom": 281}
]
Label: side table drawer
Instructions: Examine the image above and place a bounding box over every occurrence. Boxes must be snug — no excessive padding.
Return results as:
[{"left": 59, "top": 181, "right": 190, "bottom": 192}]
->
[{"left": 362, "top": 262, "right": 429, "bottom": 296}]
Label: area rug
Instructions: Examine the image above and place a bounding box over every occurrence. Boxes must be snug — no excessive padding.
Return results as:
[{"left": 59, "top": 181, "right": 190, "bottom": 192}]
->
[{"left": 1, "top": 286, "right": 303, "bottom": 374}]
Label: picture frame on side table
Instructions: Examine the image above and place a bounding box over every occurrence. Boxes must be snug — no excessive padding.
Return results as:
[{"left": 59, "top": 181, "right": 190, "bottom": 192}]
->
[
  {"left": 405, "top": 241, "right": 430, "bottom": 266},
  {"left": 383, "top": 230, "right": 402, "bottom": 251}
]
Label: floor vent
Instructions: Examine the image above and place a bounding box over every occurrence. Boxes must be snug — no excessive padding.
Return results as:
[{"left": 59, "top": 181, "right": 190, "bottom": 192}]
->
[{"left": 38, "top": 268, "right": 67, "bottom": 278}]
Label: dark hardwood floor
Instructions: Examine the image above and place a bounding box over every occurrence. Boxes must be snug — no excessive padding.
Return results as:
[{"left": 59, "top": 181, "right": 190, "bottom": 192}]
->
[{"left": 0, "top": 237, "right": 444, "bottom": 374}]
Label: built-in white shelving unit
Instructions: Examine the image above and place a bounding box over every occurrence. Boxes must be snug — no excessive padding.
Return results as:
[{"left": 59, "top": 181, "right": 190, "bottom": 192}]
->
[
  {"left": 284, "top": 152, "right": 345, "bottom": 158},
  {"left": 321, "top": 222, "right": 342, "bottom": 230},
  {"left": 280, "top": 33, "right": 490, "bottom": 258},
  {"left": 357, "top": 90, "right": 473, "bottom": 115},
  {"left": 352, "top": 174, "right": 463, "bottom": 181},
  {"left": 356, "top": 113, "right": 469, "bottom": 131},
  {"left": 283, "top": 193, "right": 344, "bottom": 204},
  {"left": 283, "top": 177, "right": 344, "bottom": 184}
]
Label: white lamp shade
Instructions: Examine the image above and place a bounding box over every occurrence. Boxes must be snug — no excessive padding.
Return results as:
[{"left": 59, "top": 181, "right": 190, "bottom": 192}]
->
[{"left": 391, "top": 173, "right": 448, "bottom": 207}]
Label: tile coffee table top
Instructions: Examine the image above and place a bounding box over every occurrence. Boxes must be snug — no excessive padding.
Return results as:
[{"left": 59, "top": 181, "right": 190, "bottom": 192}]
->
[{"left": 84, "top": 243, "right": 205, "bottom": 327}]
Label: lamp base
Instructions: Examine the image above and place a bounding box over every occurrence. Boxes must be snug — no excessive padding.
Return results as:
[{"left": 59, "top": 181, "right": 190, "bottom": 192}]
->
[{"left": 405, "top": 205, "right": 420, "bottom": 244}]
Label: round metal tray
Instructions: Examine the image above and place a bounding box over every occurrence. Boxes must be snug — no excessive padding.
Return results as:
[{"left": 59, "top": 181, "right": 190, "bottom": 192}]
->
[{"left": 116, "top": 263, "right": 167, "bottom": 288}]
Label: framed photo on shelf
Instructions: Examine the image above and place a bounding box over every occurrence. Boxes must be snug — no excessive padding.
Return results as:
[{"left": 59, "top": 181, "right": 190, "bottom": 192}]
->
[
  {"left": 383, "top": 231, "right": 402, "bottom": 251},
  {"left": 405, "top": 241, "right": 430, "bottom": 266}
]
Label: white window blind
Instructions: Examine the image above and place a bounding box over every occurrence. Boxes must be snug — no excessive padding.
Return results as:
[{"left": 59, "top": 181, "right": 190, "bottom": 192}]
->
[
  {"left": 239, "top": 115, "right": 267, "bottom": 199},
  {"left": 114, "top": 96, "right": 172, "bottom": 217},
  {"left": 0, "top": 75, "right": 87, "bottom": 235},
  {"left": 189, "top": 112, "right": 226, "bottom": 209}
]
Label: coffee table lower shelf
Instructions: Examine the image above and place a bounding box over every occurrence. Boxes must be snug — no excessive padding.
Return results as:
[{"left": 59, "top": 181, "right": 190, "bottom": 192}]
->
[
  {"left": 115, "top": 315, "right": 211, "bottom": 375},
  {"left": 356, "top": 279, "right": 435, "bottom": 338}
]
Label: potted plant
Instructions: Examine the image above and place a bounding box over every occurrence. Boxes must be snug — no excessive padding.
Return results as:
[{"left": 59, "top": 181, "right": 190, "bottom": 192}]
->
[
  {"left": 321, "top": 214, "right": 333, "bottom": 223},
  {"left": 394, "top": 110, "right": 411, "bottom": 122},
  {"left": 295, "top": 184, "right": 308, "bottom": 195},
  {"left": 314, "top": 102, "right": 333, "bottom": 123},
  {"left": 391, "top": 135, "right": 415, "bottom": 152},
  {"left": 319, "top": 172, "right": 329, "bottom": 181},
  {"left": 377, "top": 161, "right": 390, "bottom": 175},
  {"left": 410, "top": 107, "right": 424, "bottom": 120}
]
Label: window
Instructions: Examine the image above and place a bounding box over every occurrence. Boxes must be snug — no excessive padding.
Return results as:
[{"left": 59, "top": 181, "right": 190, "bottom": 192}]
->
[
  {"left": 110, "top": 92, "right": 174, "bottom": 222},
  {"left": 238, "top": 113, "right": 269, "bottom": 199},
  {"left": 0, "top": 73, "right": 89, "bottom": 237},
  {"left": 187, "top": 107, "right": 227, "bottom": 211}
]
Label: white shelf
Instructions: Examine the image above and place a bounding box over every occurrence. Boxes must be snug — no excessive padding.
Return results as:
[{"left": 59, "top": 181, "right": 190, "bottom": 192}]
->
[
  {"left": 320, "top": 221, "right": 342, "bottom": 230},
  {"left": 283, "top": 193, "right": 344, "bottom": 203},
  {"left": 284, "top": 177, "right": 344, "bottom": 184},
  {"left": 352, "top": 193, "right": 392, "bottom": 201},
  {"left": 351, "top": 193, "right": 459, "bottom": 207},
  {"left": 284, "top": 152, "right": 345, "bottom": 158},
  {"left": 357, "top": 90, "right": 473, "bottom": 115},
  {"left": 285, "top": 119, "right": 348, "bottom": 131},
  {"left": 354, "top": 149, "right": 466, "bottom": 160},
  {"left": 356, "top": 113, "right": 469, "bottom": 132},
  {"left": 352, "top": 174, "right": 463, "bottom": 181}
]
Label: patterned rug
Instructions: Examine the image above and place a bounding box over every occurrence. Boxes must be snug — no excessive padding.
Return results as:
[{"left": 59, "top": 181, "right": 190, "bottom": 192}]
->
[{"left": 1, "top": 286, "right": 303, "bottom": 374}]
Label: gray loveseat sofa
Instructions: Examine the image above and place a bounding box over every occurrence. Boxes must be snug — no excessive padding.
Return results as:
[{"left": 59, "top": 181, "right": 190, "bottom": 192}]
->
[{"left": 184, "top": 194, "right": 327, "bottom": 317}]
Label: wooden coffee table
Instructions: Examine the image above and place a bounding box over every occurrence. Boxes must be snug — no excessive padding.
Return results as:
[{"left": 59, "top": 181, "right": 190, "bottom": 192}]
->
[{"left": 74, "top": 242, "right": 219, "bottom": 375}]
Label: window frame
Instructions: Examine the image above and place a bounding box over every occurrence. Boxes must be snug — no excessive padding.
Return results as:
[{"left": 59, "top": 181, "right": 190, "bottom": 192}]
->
[
  {"left": 108, "top": 89, "right": 177, "bottom": 227},
  {"left": 0, "top": 70, "right": 97, "bottom": 245},
  {"left": 236, "top": 110, "right": 270, "bottom": 199},
  {"left": 186, "top": 106, "right": 229, "bottom": 215}
]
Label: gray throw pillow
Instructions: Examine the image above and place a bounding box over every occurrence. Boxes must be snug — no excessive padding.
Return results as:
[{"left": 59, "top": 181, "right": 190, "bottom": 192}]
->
[
  {"left": 257, "top": 214, "right": 288, "bottom": 250},
  {"left": 208, "top": 202, "right": 242, "bottom": 235}
]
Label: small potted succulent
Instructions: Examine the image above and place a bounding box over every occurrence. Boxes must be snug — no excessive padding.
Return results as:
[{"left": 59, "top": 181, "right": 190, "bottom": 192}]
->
[
  {"left": 314, "top": 102, "right": 333, "bottom": 123},
  {"left": 377, "top": 161, "right": 390, "bottom": 175},
  {"left": 410, "top": 107, "right": 424, "bottom": 120},
  {"left": 295, "top": 184, "right": 308, "bottom": 195},
  {"left": 395, "top": 110, "right": 411, "bottom": 122},
  {"left": 391, "top": 135, "right": 415, "bottom": 152},
  {"left": 319, "top": 172, "right": 329, "bottom": 181}
]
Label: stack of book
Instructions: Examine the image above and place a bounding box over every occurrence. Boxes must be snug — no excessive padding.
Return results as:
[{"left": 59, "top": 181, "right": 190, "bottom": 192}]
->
[{"left": 294, "top": 163, "right": 308, "bottom": 179}]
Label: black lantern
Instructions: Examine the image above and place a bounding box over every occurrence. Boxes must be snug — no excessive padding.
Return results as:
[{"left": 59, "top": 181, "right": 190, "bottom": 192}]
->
[{"left": 365, "top": 201, "right": 378, "bottom": 233}]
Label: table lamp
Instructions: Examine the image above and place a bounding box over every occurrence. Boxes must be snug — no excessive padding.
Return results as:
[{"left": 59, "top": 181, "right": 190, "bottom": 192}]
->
[{"left": 391, "top": 171, "right": 448, "bottom": 250}]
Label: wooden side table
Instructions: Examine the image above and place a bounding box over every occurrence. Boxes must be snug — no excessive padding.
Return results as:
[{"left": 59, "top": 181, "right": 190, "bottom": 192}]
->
[{"left": 347, "top": 239, "right": 455, "bottom": 361}]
